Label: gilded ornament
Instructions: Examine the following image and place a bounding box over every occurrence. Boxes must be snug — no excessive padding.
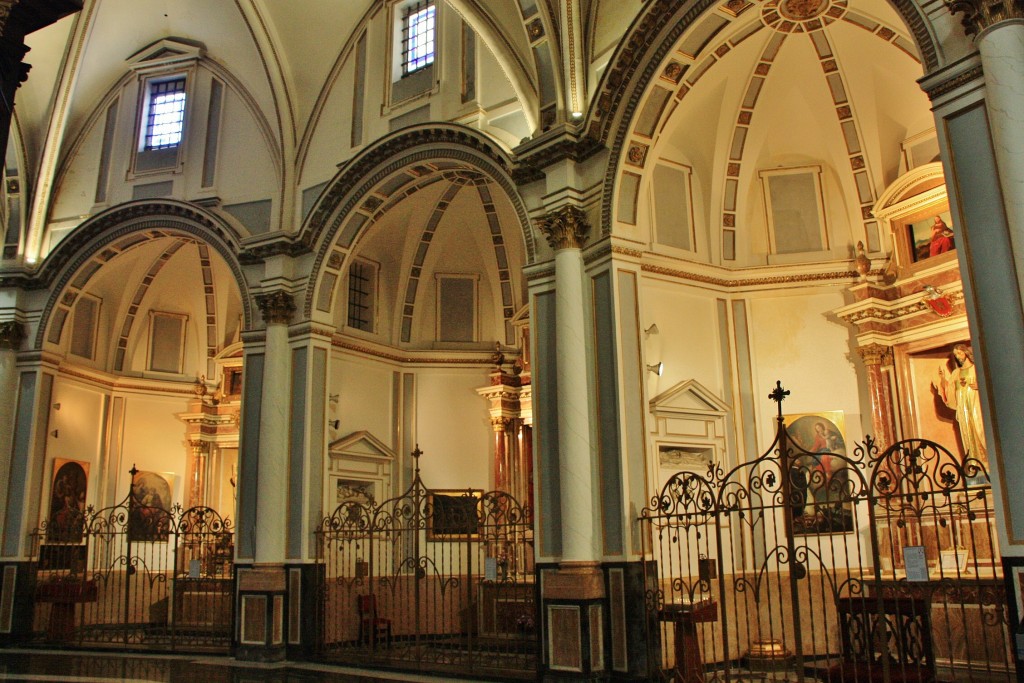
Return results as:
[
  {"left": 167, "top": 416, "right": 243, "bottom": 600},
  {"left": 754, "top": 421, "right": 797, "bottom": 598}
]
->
[
  {"left": 255, "top": 290, "right": 296, "bottom": 325},
  {"left": 538, "top": 206, "right": 590, "bottom": 251}
]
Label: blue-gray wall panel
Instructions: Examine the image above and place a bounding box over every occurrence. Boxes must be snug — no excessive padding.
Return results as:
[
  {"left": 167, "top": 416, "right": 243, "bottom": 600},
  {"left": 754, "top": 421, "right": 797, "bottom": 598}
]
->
[
  {"left": 288, "top": 347, "right": 308, "bottom": 559},
  {"left": 534, "top": 291, "right": 562, "bottom": 557},
  {"left": 594, "top": 271, "right": 624, "bottom": 555},
  {"left": 237, "top": 353, "right": 264, "bottom": 560}
]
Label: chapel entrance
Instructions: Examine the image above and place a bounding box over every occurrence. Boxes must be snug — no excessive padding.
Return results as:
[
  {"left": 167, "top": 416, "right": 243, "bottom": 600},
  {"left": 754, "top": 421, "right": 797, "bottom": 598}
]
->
[
  {"left": 640, "top": 384, "right": 1011, "bottom": 682},
  {"left": 316, "top": 447, "right": 537, "bottom": 679},
  {"left": 28, "top": 466, "right": 235, "bottom": 653}
]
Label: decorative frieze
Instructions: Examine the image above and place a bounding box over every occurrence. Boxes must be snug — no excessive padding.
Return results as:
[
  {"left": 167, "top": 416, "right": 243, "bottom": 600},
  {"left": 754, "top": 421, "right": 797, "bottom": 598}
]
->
[
  {"left": 947, "top": 0, "right": 1024, "bottom": 36},
  {"left": 255, "top": 291, "right": 295, "bottom": 325},
  {"left": 539, "top": 205, "right": 590, "bottom": 250},
  {"left": 0, "top": 320, "right": 24, "bottom": 350}
]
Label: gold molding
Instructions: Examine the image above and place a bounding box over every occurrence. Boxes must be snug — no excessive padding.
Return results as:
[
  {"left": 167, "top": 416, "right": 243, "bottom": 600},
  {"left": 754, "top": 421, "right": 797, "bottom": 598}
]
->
[
  {"left": 255, "top": 290, "right": 296, "bottom": 325},
  {"left": 947, "top": 0, "right": 1024, "bottom": 36},
  {"left": 539, "top": 205, "right": 590, "bottom": 250}
]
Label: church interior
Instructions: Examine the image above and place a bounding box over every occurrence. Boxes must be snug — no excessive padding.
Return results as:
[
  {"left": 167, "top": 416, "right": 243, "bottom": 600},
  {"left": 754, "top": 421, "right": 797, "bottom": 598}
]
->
[{"left": 0, "top": 0, "right": 1022, "bottom": 681}]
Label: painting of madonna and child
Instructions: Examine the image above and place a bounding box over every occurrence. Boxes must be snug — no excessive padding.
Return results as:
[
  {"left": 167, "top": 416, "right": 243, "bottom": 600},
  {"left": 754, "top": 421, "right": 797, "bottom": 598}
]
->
[{"left": 785, "top": 412, "right": 854, "bottom": 535}]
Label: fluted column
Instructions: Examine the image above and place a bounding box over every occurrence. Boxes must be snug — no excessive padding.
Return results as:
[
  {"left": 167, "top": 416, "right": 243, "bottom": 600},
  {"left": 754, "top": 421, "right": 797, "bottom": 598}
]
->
[
  {"left": 253, "top": 291, "right": 294, "bottom": 564},
  {"left": 948, "top": 0, "right": 1024, "bottom": 298},
  {"left": 856, "top": 343, "right": 897, "bottom": 449},
  {"left": 539, "top": 205, "right": 597, "bottom": 564}
]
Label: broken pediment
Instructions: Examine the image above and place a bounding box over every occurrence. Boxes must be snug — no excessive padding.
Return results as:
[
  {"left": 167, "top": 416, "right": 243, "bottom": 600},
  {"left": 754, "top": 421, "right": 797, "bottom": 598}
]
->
[{"left": 649, "top": 379, "right": 730, "bottom": 418}]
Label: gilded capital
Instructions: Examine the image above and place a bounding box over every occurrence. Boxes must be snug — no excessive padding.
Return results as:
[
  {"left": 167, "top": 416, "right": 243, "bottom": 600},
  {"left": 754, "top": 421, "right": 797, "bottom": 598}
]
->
[
  {"left": 0, "top": 320, "right": 25, "bottom": 350},
  {"left": 857, "top": 342, "right": 893, "bottom": 367},
  {"left": 255, "top": 290, "right": 295, "bottom": 325},
  {"left": 539, "top": 205, "right": 590, "bottom": 251},
  {"left": 491, "top": 416, "right": 512, "bottom": 432},
  {"left": 947, "top": 0, "right": 1024, "bottom": 36}
]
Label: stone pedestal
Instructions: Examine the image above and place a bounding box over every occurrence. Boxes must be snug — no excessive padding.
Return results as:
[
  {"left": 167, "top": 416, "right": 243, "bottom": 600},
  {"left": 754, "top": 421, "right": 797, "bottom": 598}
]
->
[{"left": 235, "top": 564, "right": 287, "bottom": 662}]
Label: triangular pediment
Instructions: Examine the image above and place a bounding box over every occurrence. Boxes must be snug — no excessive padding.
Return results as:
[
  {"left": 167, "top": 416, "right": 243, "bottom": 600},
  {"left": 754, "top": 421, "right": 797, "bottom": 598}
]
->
[
  {"left": 128, "top": 38, "right": 205, "bottom": 70},
  {"left": 649, "top": 379, "right": 729, "bottom": 417},
  {"left": 328, "top": 430, "right": 395, "bottom": 462}
]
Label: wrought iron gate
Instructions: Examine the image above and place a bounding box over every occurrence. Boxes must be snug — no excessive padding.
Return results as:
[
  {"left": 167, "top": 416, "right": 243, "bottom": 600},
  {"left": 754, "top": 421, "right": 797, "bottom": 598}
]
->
[
  {"left": 316, "top": 449, "right": 536, "bottom": 679},
  {"left": 640, "top": 384, "right": 1011, "bottom": 682},
  {"left": 29, "top": 469, "right": 234, "bottom": 652}
]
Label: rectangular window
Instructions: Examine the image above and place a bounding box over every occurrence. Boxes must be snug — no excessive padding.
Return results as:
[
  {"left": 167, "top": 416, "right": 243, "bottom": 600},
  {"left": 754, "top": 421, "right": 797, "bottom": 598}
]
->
[
  {"left": 144, "top": 78, "right": 187, "bottom": 150},
  {"left": 70, "top": 295, "right": 100, "bottom": 360},
  {"left": 760, "top": 166, "right": 828, "bottom": 255},
  {"left": 347, "top": 259, "right": 377, "bottom": 332},
  {"left": 402, "top": 1, "right": 436, "bottom": 76},
  {"left": 436, "top": 274, "right": 477, "bottom": 342},
  {"left": 149, "top": 312, "right": 187, "bottom": 374}
]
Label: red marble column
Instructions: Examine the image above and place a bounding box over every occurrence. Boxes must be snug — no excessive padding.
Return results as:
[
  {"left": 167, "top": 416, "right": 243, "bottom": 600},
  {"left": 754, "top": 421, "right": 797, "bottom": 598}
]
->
[{"left": 857, "top": 343, "right": 896, "bottom": 450}]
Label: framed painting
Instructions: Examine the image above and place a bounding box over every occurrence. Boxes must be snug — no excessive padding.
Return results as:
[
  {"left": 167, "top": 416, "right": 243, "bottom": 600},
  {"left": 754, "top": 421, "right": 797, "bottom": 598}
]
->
[
  {"left": 783, "top": 411, "right": 853, "bottom": 535},
  {"left": 47, "top": 459, "right": 89, "bottom": 543},
  {"left": 427, "top": 490, "right": 482, "bottom": 540},
  {"left": 128, "top": 470, "right": 173, "bottom": 542},
  {"left": 891, "top": 201, "right": 957, "bottom": 274}
]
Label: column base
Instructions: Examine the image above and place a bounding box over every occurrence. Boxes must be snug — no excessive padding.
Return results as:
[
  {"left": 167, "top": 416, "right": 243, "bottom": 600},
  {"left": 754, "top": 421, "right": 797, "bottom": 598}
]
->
[
  {"left": 538, "top": 560, "right": 656, "bottom": 681},
  {"left": 234, "top": 563, "right": 287, "bottom": 662},
  {"left": 284, "top": 562, "right": 323, "bottom": 659},
  {"left": 0, "top": 561, "right": 34, "bottom": 645}
]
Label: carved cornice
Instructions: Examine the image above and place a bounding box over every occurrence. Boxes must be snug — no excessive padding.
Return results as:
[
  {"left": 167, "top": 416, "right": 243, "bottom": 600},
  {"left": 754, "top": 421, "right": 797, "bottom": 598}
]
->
[
  {"left": 947, "top": 0, "right": 1024, "bottom": 36},
  {"left": 0, "top": 320, "right": 24, "bottom": 350},
  {"left": 511, "top": 129, "right": 606, "bottom": 185},
  {"left": 921, "top": 64, "right": 985, "bottom": 101},
  {"left": 856, "top": 343, "right": 894, "bottom": 367},
  {"left": 255, "top": 291, "right": 296, "bottom": 325},
  {"left": 539, "top": 206, "right": 590, "bottom": 250}
]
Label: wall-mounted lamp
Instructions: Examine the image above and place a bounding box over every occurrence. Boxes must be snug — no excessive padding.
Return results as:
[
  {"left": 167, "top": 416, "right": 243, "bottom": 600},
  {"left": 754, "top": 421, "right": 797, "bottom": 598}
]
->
[
  {"left": 328, "top": 419, "right": 340, "bottom": 430},
  {"left": 644, "top": 324, "right": 659, "bottom": 338},
  {"left": 646, "top": 362, "right": 664, "bottom": 376},
  {"left": 50, "top": 429, "right": 59, "bottom": 438},
  {"left": 52, "top": 402, "right": 61, "bottom": 411}
]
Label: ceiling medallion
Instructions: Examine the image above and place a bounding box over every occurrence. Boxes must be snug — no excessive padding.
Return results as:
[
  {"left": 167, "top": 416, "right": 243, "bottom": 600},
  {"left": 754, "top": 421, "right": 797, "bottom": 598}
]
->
[{"left": 762, "top": 0, "right": 846, "bottom": 32}]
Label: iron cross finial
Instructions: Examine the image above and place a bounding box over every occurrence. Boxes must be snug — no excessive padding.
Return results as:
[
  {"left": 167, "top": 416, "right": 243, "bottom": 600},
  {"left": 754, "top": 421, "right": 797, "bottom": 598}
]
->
[{"left": 769, "top": 381, "right": 790, "bottom": 417}]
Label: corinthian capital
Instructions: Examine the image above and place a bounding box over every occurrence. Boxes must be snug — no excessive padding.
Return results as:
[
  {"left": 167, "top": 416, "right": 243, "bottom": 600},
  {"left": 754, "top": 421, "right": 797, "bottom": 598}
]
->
[
  {"left": 539, "top": 205, "right": 590, "bottom": 251},
  {"left": 947, "top": 0, "right": 1024, "bottom": 36},
  {"left": 255, "top": 291, "right": 296, "bottom": 325},
  {"left": 856, "top": 343, "right": 893, "bottom": 367},
  {"left": 0, "top": 320, "right": 24, "bottom": 350}
]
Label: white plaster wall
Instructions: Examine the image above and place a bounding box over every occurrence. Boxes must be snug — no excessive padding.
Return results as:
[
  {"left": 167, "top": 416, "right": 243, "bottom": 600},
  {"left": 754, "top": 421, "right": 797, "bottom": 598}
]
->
[
  {"left": 332, "top": 354, "right": 396, "bottom": 451},
  {"left": 116, "top": 393, "right": 190, "bottom": 509},
  {"left": 640, "top": 280, "right": 726, "bottom": 401},
  {"left": 414, "top": 369, "right": 491, "bottom": 490},
  {"left": 44, "top": 378, "right": 108, "bottom": 517}
]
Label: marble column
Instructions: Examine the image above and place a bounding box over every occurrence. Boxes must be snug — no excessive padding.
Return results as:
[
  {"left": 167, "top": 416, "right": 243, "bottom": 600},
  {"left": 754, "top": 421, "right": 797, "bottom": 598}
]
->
[
  {"left": 0, "top": 321, "right": 24, "bottom": 529},
  {"left": 948, "top": 0, "right": 1024, "bottom": 298},
  {"left": 253, "top": 291, "right": 294, "bottom": 564},
  {"left": 539, "top": 205, "right": 597, "bottom": 565},
  {"left": 491, "top": 416, "right": 511, "bottom": 494},
  {"left": 856, "top": 343, "right": 897, "bottom": 449},
  {"left": 186, "top": 439, "right": 208, "bottom": 509}
]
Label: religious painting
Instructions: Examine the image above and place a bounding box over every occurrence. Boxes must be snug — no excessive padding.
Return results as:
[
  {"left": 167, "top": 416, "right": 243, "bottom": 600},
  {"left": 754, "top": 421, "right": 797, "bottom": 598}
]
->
[
  {"left": 427, "top": 490, "right": 482, "bottom": 540},
  {"left": 128, "top": 470, "right": 173, "bottom": 542},
  {"left": 784, "top": 411, "right": 853, "bottom": 535},
  {"left": 224, "top": 366, "right": 242, "bottom": 397},
  {"left": 906, "top": 209, "right": 955, "bottom": 263},
  {"left": 47, "top": 459, "right": 89, "bottom": 543}
]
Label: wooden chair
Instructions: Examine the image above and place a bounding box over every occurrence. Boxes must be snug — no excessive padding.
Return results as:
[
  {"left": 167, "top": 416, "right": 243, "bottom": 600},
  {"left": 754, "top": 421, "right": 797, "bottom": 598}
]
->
[
  {"left": 357, "top": 594, "right": 392, "bottom": 647},
  {"left": 825, "top": 596, "right": 936, "bottom": 683}
]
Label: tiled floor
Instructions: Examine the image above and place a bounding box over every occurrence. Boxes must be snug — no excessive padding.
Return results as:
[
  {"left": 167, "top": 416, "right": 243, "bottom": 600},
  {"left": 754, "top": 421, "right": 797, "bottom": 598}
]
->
[{"left": 0, "top": 649, "right": 502, "bottom": 683}]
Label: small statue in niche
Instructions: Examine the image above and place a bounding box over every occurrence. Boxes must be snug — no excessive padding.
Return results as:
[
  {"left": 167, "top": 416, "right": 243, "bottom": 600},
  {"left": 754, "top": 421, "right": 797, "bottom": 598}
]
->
[{"left": 932, "top": 343, "right": 988, "bottom": 467}]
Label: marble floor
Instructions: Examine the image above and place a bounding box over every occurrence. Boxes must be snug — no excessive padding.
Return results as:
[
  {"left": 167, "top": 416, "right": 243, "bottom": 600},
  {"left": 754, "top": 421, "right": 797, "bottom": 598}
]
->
[{"left": 0, "top": 649, "right": 503, "bottom": 683}]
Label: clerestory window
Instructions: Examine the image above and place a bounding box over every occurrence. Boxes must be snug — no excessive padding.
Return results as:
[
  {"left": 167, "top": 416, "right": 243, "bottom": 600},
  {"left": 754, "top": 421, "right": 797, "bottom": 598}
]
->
[
  {"left": 143, "top": 78, "right": 187, "bottom": 150},
  {"left": 401, "top": 1, "right": 435, "bottom": 76}
]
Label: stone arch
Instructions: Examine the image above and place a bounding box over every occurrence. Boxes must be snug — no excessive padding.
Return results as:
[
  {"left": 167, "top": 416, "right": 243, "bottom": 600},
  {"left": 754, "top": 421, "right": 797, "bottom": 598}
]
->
[
  {"left": 301, "top": 124, "right": 535, "bottom": 321},
  {"left": 32, "top": 199, "right": 254, "bottom": 350},
  {"left": 586, "top": 0, "right": 943, "bottom": 237}
]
